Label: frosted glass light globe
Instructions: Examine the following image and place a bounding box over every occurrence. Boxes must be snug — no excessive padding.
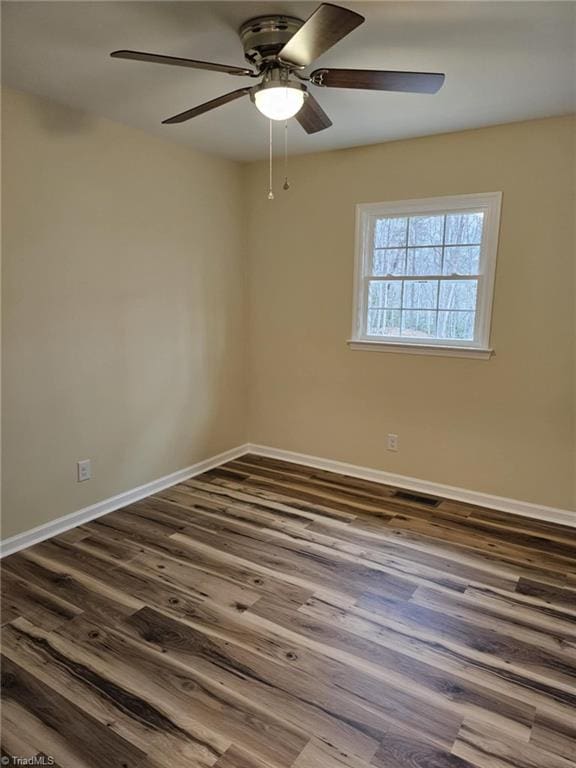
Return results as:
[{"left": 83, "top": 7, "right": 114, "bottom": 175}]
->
[{"left": 254, "top": 86, "right": 305, "bottom": 121}]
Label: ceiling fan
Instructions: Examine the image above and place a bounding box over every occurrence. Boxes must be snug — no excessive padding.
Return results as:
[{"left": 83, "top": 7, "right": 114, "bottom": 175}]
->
[{"left": 111, "top": 3, "right": 445, "bottom": 134}]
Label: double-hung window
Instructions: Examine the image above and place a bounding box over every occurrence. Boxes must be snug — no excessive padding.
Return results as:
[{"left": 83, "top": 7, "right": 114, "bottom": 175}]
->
[{"left": 350, "top": 193, "right": 502, "bottom": 358}]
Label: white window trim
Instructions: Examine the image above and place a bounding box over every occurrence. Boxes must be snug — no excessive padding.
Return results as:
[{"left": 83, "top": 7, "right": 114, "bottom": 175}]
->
[{"left": 348, "top": 192, "right": 502, "bottom": 359}]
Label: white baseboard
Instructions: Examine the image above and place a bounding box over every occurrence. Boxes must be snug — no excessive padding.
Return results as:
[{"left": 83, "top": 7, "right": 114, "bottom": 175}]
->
[
  {"left": 0, "top": 444, "right": 250, "bottom": 558},
  {"left": 246, "top": 443, "right": 576, "bottom": 528},
  {"left": 2, "top": 440, "right": 574, "bottom": 557}
]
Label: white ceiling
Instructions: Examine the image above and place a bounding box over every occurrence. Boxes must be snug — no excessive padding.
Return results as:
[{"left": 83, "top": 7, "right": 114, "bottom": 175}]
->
[{"left": 2, "top": 1, "right": 575, "bottom": 161}]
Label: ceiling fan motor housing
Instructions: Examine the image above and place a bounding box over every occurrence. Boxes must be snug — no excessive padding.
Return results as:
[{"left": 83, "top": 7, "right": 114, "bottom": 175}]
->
[
  {"left": 239, "top": 15, "right": 304, "bottom": 67},
  {"left": 251, "top": 69, "right": 308, "bottom": 101}
]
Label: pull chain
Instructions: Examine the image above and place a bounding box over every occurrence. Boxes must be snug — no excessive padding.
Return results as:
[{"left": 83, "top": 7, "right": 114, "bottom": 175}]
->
[
  {"left": 283, "top": 121, "right": 290, "bottom": 191},
  {"left": 267, "top": 120, "right": 274, "bottom": 200}
]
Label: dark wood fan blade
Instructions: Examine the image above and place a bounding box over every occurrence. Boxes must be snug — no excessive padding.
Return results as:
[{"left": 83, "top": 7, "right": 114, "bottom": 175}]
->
[
  {"left": 278, "top": 4, "right": 364, "bottom": 69},
  {"left": 162, "top": 88, "right": 252, "bottom": 124},
  {"left": 296, "top": 93, "right": 333, "bottom": 134},
  {"left": 111, "top": 50, "right": 254, "bottom": 76},
  {"left": 310, "top": 68, "right": 445, "bottom": 93}
]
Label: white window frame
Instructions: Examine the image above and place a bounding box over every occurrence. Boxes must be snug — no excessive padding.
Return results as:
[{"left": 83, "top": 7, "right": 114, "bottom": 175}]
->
[{"left": 348, "top": 192, "right": 502, "bottom": 359}]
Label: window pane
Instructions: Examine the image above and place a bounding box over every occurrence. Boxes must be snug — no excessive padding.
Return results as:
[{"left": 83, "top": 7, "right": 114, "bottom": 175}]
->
[
  {"left": 437, "top": 311, "right": 475, "bottom": 340},
  {"left": 403, "top": 280, "right": 438, "bottom": 309},
  {"left": 367, "top": 309, "right": 401, "bottom": 336},
  {"left": 374, "top": 217, "right": 407, "bottom": 248},
  {"left": 408, "top": 215, "right": 444, "bottom": 246},
  {"left": 445, "top": 212, "right": 484, "bottom": 245},
  {"left": 401, "top": 310, "right": 437, "bottom": 338},
  {"left": 443, "top": 246, "right": 480, "bottom": 275},
  {"left": 439, "top": 280, "right": 478, "bottom": 311},
  {"left": 372, "top": 248, "right": 406, "bottom": 276},
  {"left": 406, "top": 247, "right": 442, "bottom": 276},
  {"left": 368, "top": 280, "right": 402, "bottom": 309}
]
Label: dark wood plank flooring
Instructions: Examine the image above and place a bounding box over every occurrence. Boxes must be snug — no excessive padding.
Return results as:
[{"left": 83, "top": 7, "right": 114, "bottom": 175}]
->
[{"left": 2, "top": 454, "right": 576, "bottom": 767}]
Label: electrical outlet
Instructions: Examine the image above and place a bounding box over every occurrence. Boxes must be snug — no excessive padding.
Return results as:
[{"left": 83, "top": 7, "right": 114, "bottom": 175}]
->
[
  {"left": 77, "top": 459, "right": 91, "bottom": 482},
  {"left": 387, "top": 433, "right": 399, "bottom": 452}
]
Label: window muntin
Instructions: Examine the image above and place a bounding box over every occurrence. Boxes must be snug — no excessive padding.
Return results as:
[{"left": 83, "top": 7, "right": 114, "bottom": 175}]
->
[{"left": 353, "top": 194, "right": 501, "bottom": 351}]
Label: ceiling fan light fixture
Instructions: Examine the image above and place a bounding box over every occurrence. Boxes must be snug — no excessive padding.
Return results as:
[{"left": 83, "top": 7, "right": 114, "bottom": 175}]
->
[{"left": 253, "top": 82, "right": 306, "bottom": 121}]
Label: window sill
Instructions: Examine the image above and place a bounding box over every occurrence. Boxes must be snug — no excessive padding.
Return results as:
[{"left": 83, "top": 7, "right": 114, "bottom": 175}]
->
[{"left": 347, "top": 340, "right": 494, "bottom": 359}]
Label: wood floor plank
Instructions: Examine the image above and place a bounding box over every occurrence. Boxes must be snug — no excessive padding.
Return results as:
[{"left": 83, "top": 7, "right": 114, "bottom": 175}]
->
[
  {"left": 347, "top": 592, "right": 576, "bottom": 688},
  {"left": 68, "top": 529, "right": 143, "bottom": 564},
  {"left": 1, "top": 570, "right": 82, "bottom": 629},
  {"left": 515, "top": 578, "right": 576, "bottom": 613},
  {"left": 530, "top": 712, "right": 576, "bottom": 761},
  {"left": 2, "top": 453, "right": 575, "bottom": 768},
  {"left": 214, "top": 745, "right": 280, "bottom": 768},
  {"left": 246, "top": 595, "right": 537, "bottom": 742},
  {"left": 53, "top": 528, "right": 90, "bottom": 544},
  {"left": 452, "top": 720, "right": 576, "bottom": 768},
  {"left": 370, "top": 731, "right": 476, "bottom": 768},
  {"left": 81, "top": 523, "right": 313, "bottom": 610},
  {"left": 2, "top": 619, "right": 219, "bottom": 768},
  {"left": 456, "top": 585, "right": 576, "bottom": 641},
  {"left": 25, "top": 536, "right": 259, "bottom": 618},
  {"left": 384, "top": 515, "right": 576, "bottom": 575},
  {"left": 409, "top": 585, "right": 576, "bottom": 653},
  {"left": 2, "top": 549, "right": 144, "bottom": 622},
  {"left": 178, "top": 475, "right": 359, "bottom": 523},
  {"left": 1, "top": 654, "right": 160, "bottom": 768},
  {"left": 61, "top": 610, "right": 321, "bottom": 763},
  {"left": 290, "top": 739, "right": 374, "bottom": 768},
  {"left": 158, "top": 486, "right": 314, "bottom": 530},
  {"left": 205, "top": 467, "right": 407, "bottom": 520},
  {"left": 118, "top": 606, "right": 381, "bottom": 761},
  {"left": 291, "top": 594, "right": 576, "bottom": 726}
]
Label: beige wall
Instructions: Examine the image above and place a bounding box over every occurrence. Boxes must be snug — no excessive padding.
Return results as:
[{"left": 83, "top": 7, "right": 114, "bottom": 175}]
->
[
  {"left": 1, "top": 88, "right": 248, "bottom": 538},
  {"left": 245, "top": 116, "right": 575, "bottom": 510},
  {"left": 2, "top": 92, "right": 574, "bottom": 541}
]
